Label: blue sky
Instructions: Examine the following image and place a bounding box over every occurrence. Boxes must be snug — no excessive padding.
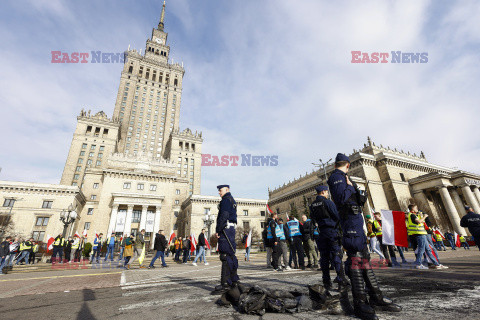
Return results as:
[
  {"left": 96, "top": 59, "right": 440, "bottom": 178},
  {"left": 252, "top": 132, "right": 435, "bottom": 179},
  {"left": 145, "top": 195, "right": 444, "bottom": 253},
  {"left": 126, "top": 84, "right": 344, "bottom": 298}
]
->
[{"left": 0, "top": 0, "right": 479, "bottom": 199}]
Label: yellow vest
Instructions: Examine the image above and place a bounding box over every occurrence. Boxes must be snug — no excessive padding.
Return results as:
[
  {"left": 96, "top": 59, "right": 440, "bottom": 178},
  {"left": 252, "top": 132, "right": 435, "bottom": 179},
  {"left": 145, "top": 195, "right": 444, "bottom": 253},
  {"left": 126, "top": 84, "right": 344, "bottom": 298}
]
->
[
  {"left": 459, "top": 236, "right": 466, "bottom": 242},
  {"left": 373, "top": 220, "right": 382, "bottom": 236},
  {"left": 435, "top": 234, "right": 442, "bottom": 241},
  {"left": 72, "top": 240, "right": 79, "bottom": 249},
  {"left": 53, "top": 238, "right": 64, "bottom": 246},
  {"left": 23, "top": 242, "right": 32, "bottom": 250},
  {"left": 19, "top": 243, "right": 25, "bottom": 251},
  {"left": 406, "top": 213, "right": 427, "bottom": 236},
  {"left": 33, "top": 244, "right": 39, "bottom": 252}
]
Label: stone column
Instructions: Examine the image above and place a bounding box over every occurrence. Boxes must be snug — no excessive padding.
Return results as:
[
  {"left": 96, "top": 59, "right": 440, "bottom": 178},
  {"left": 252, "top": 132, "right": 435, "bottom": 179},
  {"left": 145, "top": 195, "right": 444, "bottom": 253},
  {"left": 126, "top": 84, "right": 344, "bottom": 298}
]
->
[
  {"left": 438, "top": 186, "right": 466, "bottom": 235},
  {"left": 450, "top": 189, "right": 466, "bottom": 218},
  {"left": 472, "top": 186, "right": 480, "bottom": 208},
  {"left": 139, "top": 205, "right": 148, "bottom": 231},
  {"left": 107, "top": 204, "right": 119, "bottom": 236},
  {"left": 124, "top": 205, "right": 134, "bottom": 236},
  {"left": 152, "top": 205, "right": 162, "bottom": 250},
  {"left": 461, "top": 185, "right": 480, "bottom": 215}
]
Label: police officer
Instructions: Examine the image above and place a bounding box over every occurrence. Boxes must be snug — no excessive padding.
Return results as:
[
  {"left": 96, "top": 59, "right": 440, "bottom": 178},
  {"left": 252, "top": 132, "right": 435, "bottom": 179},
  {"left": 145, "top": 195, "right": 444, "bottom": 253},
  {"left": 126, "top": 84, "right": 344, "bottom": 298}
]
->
[
  {"left": 310, "top": 185, "right": 348, "bottom": 290},
  {"left": 213, "top": 185, "right": 239, "bottom": 293},
  {"left": 460, "top": 206, "right": 480, "bottom": 250},
  {"left": 328, "top": 153, "right": 401, "bottom": 320},
  {"left": 266, "top": 212, "right": 284, "bottom": 271},
  {"left": 300, "top": 214, "right": 318, "bottom": 269},
  {"left": 52, "top": 233, "right": 65, "bottom": 263},
  {"left": 286, "top": 217, "right": 305, "bottom": 270}
]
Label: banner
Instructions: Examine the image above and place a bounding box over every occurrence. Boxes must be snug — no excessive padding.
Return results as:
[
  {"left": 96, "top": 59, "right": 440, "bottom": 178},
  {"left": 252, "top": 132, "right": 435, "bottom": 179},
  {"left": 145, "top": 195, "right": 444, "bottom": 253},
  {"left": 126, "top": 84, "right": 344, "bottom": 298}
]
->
[
  {"left": 115, "top": 210, "right": 127, "bottom": 232},
  {"left": 145, "top": 212, "right": 155, "bottom": 233}
]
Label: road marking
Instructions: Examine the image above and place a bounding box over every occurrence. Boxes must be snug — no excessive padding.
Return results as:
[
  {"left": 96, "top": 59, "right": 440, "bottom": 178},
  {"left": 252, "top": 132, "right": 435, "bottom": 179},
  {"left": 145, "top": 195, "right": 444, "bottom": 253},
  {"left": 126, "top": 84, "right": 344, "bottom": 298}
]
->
[
  {"left": 120, "top": 271, "right": 126, "bottom": 286},
  {"left": 0, "top": 271, "right": 122, "bottom": 282},
  {"left": 119, "top": 295, "right": 216, "bottom": 311},
  {"left": 122, "top": 264, "right": 221, "bottom": 285}
]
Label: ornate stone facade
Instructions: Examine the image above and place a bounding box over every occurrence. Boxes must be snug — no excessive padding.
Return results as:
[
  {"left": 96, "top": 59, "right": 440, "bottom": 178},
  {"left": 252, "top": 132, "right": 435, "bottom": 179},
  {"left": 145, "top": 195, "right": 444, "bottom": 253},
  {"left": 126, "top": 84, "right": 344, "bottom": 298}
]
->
[{"left": 268, "top": 138, "right": 480, "bottom": 236}]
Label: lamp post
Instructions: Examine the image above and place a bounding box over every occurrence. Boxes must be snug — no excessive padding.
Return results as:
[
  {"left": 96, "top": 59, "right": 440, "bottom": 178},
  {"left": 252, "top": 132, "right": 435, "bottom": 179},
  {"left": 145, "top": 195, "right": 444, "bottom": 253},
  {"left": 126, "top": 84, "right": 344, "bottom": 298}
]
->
[
  {"left": 60, "top": 204, "right": 78, "bottom": 238},
  {"left": 312, "top": 158, "right": 333, "bottom": 198},
  {"left": 203, "top": 212, "right": 215, "bottom": 254}
]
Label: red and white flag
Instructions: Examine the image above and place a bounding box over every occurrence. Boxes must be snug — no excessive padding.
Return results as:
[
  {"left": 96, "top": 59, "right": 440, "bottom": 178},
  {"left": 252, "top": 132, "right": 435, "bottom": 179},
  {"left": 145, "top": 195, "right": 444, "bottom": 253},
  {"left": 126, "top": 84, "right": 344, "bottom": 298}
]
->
[
  {"left": 245, "top": 230, "right": 252, "bottom": 249},
  {"left": 74, "top": 231, "right": 81, "bottom": 238},
  {"left": 266, "top": 204, "right": 273, "bottom": 214},
  {"left": 205, "top": 239, "right": 211, "bottom": 250},
  {"left": 46, "top": 235, "right": 55, "bottom": 251},
  {"left": 168, "top": 231, "right": 176, "bottom": 246},
  {"left": 190, "top": 233, "right": 197, "bottom": 252},
  {"left": 454, "top": 231, "right": 461, "bottom": 247},
  {"left": 434, "top": 229, "right": 445, "bottom": 240},
  {"left": 82, "top": 229, "right": 88, "bottom": 237},
  {"left": 380, "top": 210, "right": 408, "bottom": 247},
  {"left": 95, "top": 230, "right": 99, "bottom": 238}
]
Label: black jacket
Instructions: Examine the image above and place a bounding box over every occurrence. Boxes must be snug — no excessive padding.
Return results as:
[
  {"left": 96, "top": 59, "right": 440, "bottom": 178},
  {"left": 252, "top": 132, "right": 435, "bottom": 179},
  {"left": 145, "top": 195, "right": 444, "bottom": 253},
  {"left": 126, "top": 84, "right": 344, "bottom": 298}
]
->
[
  {"left": 153, "top": 233, "right": 168, "bottom": 251},
  {"left": 198, "top": 233, "right": 206, "bottom": 246},
  {"left": 183, "top": 238, "right": 191, "bottom": 250},
  {"left": 302, "top": 219, "right": 314, "bottom": 241},
  {"left": 0, "top": 240, "right": 10, "bottom": 257}
]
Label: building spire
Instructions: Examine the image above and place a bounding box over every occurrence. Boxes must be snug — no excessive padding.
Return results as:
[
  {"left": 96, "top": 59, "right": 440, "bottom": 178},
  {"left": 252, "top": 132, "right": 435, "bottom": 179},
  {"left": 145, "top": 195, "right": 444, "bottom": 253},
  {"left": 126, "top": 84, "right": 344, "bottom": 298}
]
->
[{"left": 158, "top": 0, "right": 166, "bottom": 31}]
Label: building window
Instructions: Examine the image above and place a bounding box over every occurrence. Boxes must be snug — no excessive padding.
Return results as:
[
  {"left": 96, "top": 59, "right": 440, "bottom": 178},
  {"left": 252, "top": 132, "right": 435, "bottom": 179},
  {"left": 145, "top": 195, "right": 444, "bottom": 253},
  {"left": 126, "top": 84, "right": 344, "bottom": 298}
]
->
[
  {"left": 176, "top": 189, "right": 180, "bottom": 195},
  {"left": 400, "top": 173, "right": 406, "bottom": 182},
  {"left": 41, "top": 200, "right": 53, "bottom": 209},
  {"left": 261, "top": 222, "right": 266, "bottom": 229},
  {"left": 91, "top": 145, "right": 96, "bottom": 150},
  {"left": 76, "top": 166, "right": 81, "bottom": 172},
  {"left": 84, "top": 222, "right": 91, "bottom": 230},
  {"left": 80, "top": 151, "right": 85, "bottom": 156},
  {"left": 261, "top": 210, "right": 266, "bottom": 217},
  {"left": 93, "top": 183, "right": 99, "bottom": 189},
  {"left": 243, "top": 210, "right": 248, "bottom": 216},
  {"left": 100, "top": 146, "right": 105, "bottom": 151},
  {"left": 32, "top": 231, "right": 45, "bottom": 242},
  {"left": 74, "top": 174, "right": 79, "bottom": 180},
  {"left": 204, "top": 208, "right": 210, "bottom": 215},
  {"left": 132, "top": 210, "right": 141, "bottom": 223},
  {"left": 243, "top": 221, "right": 250, "bottom": 230},
  {"left": 87, "top": 159, "right": 93, "bottom": 165},
  {"left": 87, "top": 208, "right": 94, "bottom": 215},
  {"left": 78, "top": 158, "right": 83, "bottom": 164},
  {"left": 91, "top": 195, "right": 97, "bottom": 200},
  {"left": 35, "top": 217, "right": 49, "bottom": 226},
  {"left": 82, "top": 143, "right": 87, "bottom": 149},
  {"left": 123, "top": 182, "right": 131, "bottom": 189},
  {"left": 137, "top": 183, "right": 144, "bottom": 190},
  {"left": 2, "top": 199, "right": 15, "bottom": 207},
  {"left": 175, "top": 200, "right": 179, "bottom": 205},
  {"left": 149, "top": 184, "right": 157, "bottom": 191},
  {"left": 96, "top": 160, "right": 101, "bottom": 166}
]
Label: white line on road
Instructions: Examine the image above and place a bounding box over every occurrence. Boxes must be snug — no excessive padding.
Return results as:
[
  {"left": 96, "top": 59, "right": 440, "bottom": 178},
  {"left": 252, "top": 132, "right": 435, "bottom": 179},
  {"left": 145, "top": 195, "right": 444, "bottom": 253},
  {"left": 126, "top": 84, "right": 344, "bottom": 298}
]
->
[{"left": 119, "top": 294, "right": 216, "bottom": 311}]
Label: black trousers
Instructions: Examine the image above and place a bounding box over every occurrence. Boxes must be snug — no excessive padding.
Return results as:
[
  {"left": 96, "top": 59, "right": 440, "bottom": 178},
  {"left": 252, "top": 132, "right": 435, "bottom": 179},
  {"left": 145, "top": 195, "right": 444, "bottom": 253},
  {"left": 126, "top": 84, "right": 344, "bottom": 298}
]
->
[
  {"left": 290, "top": 236, "right": 305, "bottom": 267},
  {"left": 378, "top": 236, "right": 396, "bottom": 262},
  {"left": 271, "top": 243, "right": 281, "bottom": 269}
]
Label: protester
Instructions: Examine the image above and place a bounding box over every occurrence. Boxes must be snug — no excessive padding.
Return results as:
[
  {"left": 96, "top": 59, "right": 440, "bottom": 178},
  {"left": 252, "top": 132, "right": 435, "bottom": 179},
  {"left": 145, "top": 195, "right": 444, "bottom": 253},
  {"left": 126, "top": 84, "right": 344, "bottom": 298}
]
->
[
  {"left": 118, "top": 236, "right": 125, "bottom": 261},
  {"left": 459, "top": 236, "right": 470, "bottom": 250},
  {"left": 128, "top": 229, "right": 146, "bottom": 268},
  {"left": 301, "top": 214, "right": 318, "bottom": 269},
  {"left": 91, "top": 233, "right": 103, "bottom": 263},
  {"left": 433, "top": 229, "right": 447, "bottom": 251},
  {"left": 149, "top": 230, "right": 168, "bottom": 268},
  {"left": 263, "top": 219, "right": 273, "bottom": 268},
  {"left": 286, "top": 216, "right": 305, "bottom": 270},
  {"left": 0, "top": 236, "right": 12, "bottom": 275},
  {"left": 373, "top": 212, "right": 401, "bottom": 267},
  {"left": 182, "top": 236, "right": 191, "bottom": 264},
  {"left": 366, "top": 215, "right": 385, "bottom": 261},
  {"left": 174, "top": 237, "right": 182, "bottom": 261},
  {"left": 444, "top": 231, "right": 456, "bottom": 250},
  {"left": 30, "top": 241, "right": 38, "bottom": 264},
  {"left": 192, "top": 229, "right": 209, "bottom": 266},
  {"left": 6, "top": 237, "right": 19, "bottom": 270},
  {"left": 105, "top": 233, "right": 116, "bottom": 262},
  {"left": 71, "top": 235, "right": 80, "bottom": 262},
  {"left": 52, "top": 234, "right": 65, "bottom": 264},
  {"left": 242, "top": 231, "right": 250, "bottom": 262},
  {"left": 64, "top": 237, "right": 73, "bottom": 262},
  {"left": 277, "top": 218, "right": 291, "bottom": 270},
  {"left": 124, "top": 235, "right": 134, "bottom": 269},
  {"left": 16, "top": 238, "right": 34, "bottom": 265}
]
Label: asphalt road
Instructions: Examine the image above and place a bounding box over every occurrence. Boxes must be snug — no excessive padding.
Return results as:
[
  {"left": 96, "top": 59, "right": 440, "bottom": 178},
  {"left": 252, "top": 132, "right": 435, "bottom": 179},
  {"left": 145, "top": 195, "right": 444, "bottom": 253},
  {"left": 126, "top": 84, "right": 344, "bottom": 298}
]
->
[{"left": 0, "top": 249, "right": 479, "bottom": 320}]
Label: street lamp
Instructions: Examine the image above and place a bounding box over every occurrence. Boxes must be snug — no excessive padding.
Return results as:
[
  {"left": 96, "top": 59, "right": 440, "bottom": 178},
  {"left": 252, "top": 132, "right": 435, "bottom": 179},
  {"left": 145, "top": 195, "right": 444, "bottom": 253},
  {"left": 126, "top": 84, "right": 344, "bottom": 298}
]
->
[
  {"left": 312, "top": 158, "right": 333, "bottom": 198},
  {"left": 60, "top": 204, "right": 78, "bottom": 238},
  {"left": 203, "top": 212, "right": 215, "bottom": 247}
]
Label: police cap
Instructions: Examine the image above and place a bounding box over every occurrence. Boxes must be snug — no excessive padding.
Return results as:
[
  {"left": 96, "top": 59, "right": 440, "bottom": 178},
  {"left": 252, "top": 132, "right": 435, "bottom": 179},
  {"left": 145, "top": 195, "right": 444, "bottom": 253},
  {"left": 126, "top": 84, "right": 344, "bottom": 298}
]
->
[
  {"left": 335, "top": 153, "right": 350, "bottom": 163},
  {"left": 315, "top": 185, "right": 328, "bottom": 193},
  {"left": 217, "top": 184, "right": 230, "bottom": 190}
]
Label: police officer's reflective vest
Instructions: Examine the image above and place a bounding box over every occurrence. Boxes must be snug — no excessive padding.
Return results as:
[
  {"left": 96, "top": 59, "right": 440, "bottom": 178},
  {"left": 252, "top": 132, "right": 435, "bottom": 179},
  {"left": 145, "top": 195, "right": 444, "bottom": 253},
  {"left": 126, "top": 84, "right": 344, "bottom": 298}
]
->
[
  {"left": 373, "top": 220, "right": 382, "bottom": 236},
  {"left": 267, "top": 222, "right": 286, "bottom": 240},
  {"left": 53, "top": 237, "right": 65, "bottom": 247},
  {"left": 287, "top": 220, "right": 302, "bottom": 237},
  {"left": 406, "top": 213, "right": 427, "bottom": 235},
  {"left": 459, "top": 236, "right": 466, "bottom": 243},
  {"left": 435, "top": 233, "right": 443, "bottom": 241},
  {"left": 267, "top": 223, "right": 275, "bottom": 239}
]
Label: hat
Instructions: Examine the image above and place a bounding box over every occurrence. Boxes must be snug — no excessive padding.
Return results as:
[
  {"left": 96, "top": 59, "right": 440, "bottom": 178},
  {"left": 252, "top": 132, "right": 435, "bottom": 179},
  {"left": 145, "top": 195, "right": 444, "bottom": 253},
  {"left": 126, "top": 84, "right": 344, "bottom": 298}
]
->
[
  {"left": 217, "top": 184, "right": 229, "bottom": 190},
  {"left": 465, "top": 206, "right": 471, "bottom": 211},
  {"left": 365, "top": 214, "right": 372, "bottom": 219},
  {"left": 315, "top": 185, "right": 328, "bottom": 193},
  {"left": 335, "top": 153, "right": 350, "bottom": 163}
]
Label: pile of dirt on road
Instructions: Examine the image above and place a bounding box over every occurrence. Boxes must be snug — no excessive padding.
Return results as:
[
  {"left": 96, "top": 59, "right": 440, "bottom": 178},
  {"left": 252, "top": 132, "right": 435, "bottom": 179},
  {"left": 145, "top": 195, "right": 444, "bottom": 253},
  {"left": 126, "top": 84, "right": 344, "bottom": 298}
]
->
[{"left": 215, "top": 283, "right": 347, "bottom": 316}]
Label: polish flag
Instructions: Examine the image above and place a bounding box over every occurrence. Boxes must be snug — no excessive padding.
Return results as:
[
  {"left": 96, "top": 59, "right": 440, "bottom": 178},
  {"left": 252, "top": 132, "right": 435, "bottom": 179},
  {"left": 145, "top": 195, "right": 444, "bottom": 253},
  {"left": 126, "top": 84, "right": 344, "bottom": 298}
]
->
[
  {"left": 190, "top": 233, "right": 197, "bottom": 252},
  {"left": 454, "top": 232, "right": 461, "bottom": 247},
  {"left": 46, "top": 235, "right": 55, "bottom": 251},
  {"left": 266, "top": 204, "right": 273, "bottom": 214},
  {"left": 168, "top": 231, "right": 176, "bottom": 246},
  {"left": 205, "top": 239, "right": 211, "bottom": 250},
  {"left": 434, "top": 230, "right": 445, "bottom": 240},
  {"left": 95, "top": 231, "right": 99, "bottom": 238},
  {"left": 74, "top": 231, "right": 81, "bottom": 238},
  {"left": 82, "top": 229, "right": 88, "bottom": 237},
  {"left": 245, "top": 230, "right": 252, "bottom": 249},
  {"left": 380, "top": 210, "right": 409, "bottom": 247}
]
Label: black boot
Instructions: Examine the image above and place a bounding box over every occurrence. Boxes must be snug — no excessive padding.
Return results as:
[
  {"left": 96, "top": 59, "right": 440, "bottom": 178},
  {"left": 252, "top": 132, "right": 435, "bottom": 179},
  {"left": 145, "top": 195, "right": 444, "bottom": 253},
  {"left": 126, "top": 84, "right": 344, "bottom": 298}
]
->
[
  {"left": 363, "top": 267, "right": 402, "bottom": 312},
  {"left": 351, "top": 267, "right": 378, "bottom": 320}
]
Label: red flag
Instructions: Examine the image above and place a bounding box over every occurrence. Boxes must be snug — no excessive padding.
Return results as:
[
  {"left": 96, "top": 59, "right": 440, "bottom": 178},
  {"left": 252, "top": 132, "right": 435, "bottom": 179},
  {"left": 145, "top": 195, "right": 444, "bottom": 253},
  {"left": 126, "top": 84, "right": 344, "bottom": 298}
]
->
[
  {"left": 168, "top": 231, "right": 176, "bottom": 246},
  {"left": 454, "top": 232, "right": 461, "bottom": 247},
  {"left": 82, "top": 229, "right": 88, "bottom": 237},
  {"left": 205, "top": 239, "right": 211, "bottom": 250},
  {"left": 190, "top": 233, "right": 197, "bottom": 252},
  {"left": 434, "top": 230, "right": 445, "bottom": 240},
  {"left": 74, "top": 231, "right": 81, "bottom": 238},
  {"left": 266, "top": 204, "right": 273, "bottom": 214}
]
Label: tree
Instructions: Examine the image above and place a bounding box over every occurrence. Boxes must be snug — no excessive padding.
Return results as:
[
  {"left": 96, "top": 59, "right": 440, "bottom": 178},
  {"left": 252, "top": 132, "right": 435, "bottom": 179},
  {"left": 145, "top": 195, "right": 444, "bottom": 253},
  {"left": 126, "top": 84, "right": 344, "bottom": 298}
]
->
[
  {"left": 303, "top": 196, "right": 310, "bottom": 217},
  {"left": 0, "top": 214, "right": 15, "bottom": 241},
  {"left": 290, "top": 202, "right": 299, "bottom": 220}
]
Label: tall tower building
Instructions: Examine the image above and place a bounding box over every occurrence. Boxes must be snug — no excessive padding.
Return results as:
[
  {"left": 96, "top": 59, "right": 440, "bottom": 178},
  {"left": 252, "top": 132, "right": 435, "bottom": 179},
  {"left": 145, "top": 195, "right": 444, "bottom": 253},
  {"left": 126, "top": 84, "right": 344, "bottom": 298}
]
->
[{"left": 112, "top": 0, "right": 185, "bottom": 159}]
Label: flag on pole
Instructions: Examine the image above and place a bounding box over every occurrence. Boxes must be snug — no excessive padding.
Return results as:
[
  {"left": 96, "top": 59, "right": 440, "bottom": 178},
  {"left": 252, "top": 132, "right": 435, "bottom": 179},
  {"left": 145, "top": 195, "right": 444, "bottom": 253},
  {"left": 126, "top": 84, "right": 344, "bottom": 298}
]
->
[
  {"left": 168, "top": 231, "right": 176, "bottom": 246},
  {"left": 380, "top": 210, "right": 409, "bottom": 247},
  {"left": 95, "top": 230, "right": 99, "bottom": 238},
  {"left": 74, "top": 231, "right": 81, "bottom": 238},
  {"left": 82, "top": 229, "right": 88, "bottom": 237},
  {"left": 138, "top": 243, "right": 146, "bottom": 265},
  {"left": 266, "top": 204, "right": 273, "bottom": 214},
  {"left": 47, "top": 235, "right": 55, "bottom": 251},
  {"left": 245, "top": 230, "right": 252, "bottom": 249},
  {"left": 433, "top": 229, "right": 445, "bottom": 240},
  {"left": 454, "top": 231, "right": 461, "bottom": 247},
  {"left": 190, "top": 233, "right": 197, "bottom": 252},
  {"left": 205, "top": 239, "right": 211, "bottom": 250}
]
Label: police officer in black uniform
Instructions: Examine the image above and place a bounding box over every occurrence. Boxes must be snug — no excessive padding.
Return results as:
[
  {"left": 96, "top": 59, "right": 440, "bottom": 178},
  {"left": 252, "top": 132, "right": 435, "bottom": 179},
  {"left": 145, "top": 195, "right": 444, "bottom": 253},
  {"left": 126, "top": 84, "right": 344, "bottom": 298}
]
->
[
  {"left": 328, "top": 153, "right": 401, "bottom": 320},
  {"left": 460, "top": 206, "right": 480, "bottom": 250},
  {"left": 309, "top": 185, "right": 348, "bottom": 290},
  {"left": 213, "top": 185, "right": 240, "bottom": 294}
]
